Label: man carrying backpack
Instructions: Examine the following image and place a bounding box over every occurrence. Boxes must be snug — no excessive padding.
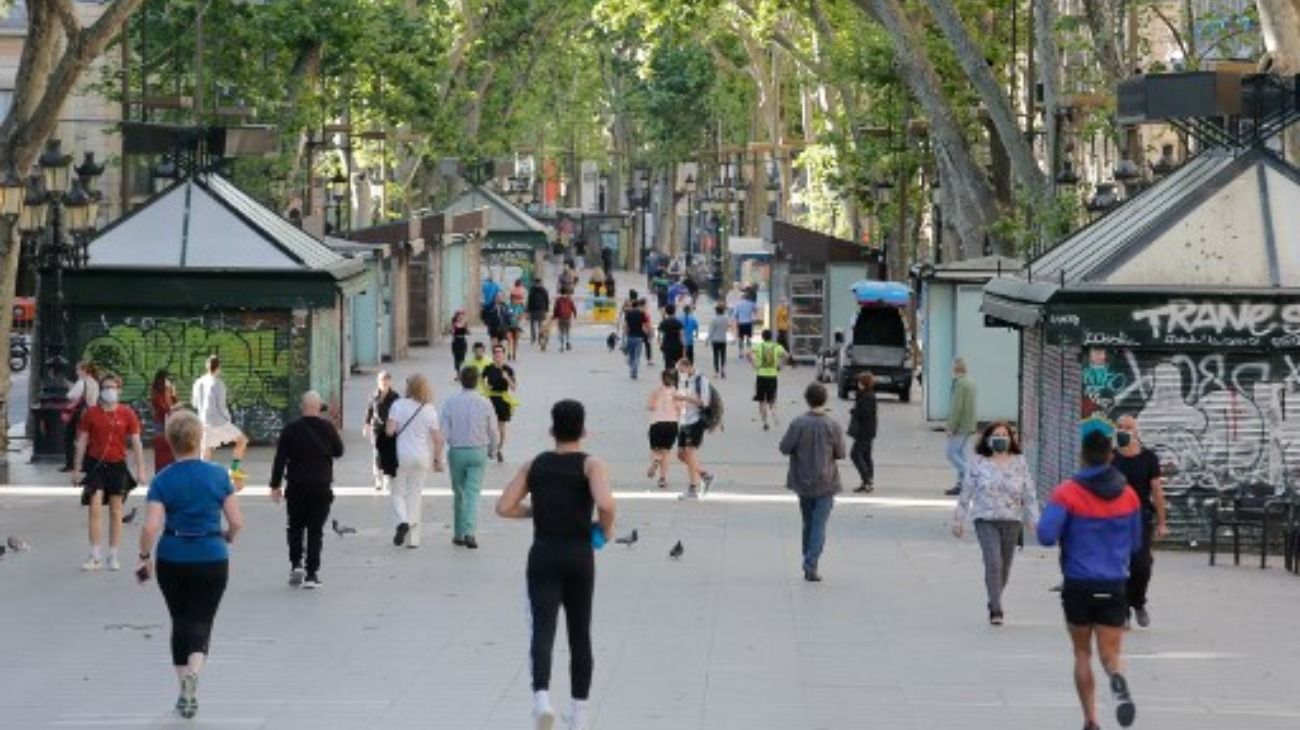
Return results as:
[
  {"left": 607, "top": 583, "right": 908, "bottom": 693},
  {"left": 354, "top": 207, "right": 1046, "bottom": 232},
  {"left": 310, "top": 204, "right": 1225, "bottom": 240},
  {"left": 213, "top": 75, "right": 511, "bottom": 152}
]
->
[
  {"left": 552, "top": 288, "right": 577, "bottom": 352},
  {"left": 673, "top": 357, "right": 718, "bottom": 499},
  {"left": 748, "top": 329, "right": 790, "bottom": 431}
]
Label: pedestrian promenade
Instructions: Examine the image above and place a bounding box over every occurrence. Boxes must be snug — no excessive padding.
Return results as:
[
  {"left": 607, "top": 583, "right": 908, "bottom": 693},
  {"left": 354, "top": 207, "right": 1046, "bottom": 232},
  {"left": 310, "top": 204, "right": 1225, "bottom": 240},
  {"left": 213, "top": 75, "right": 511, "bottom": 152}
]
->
[{"left": 2, "top": 274, "right": 1298, "bottom": 728}]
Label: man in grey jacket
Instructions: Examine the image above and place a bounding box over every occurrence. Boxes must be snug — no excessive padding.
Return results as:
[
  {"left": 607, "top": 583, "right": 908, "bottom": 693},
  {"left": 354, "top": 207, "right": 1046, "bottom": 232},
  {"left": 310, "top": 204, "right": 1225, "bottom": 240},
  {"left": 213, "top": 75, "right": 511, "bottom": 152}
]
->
[{"left": 778, "top": 382, "right": 846, "bottom": 582}]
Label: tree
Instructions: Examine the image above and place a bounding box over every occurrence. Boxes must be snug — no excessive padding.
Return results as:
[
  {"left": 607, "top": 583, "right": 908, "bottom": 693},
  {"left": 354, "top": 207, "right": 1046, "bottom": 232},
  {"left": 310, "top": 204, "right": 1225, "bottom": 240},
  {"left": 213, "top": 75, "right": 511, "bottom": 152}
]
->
[
  {"left": 1256, "top": 0, "right": 1300, "bottom": 161},
  {"left": 0, "top": 0, "right": 145, "bottom": 458}
]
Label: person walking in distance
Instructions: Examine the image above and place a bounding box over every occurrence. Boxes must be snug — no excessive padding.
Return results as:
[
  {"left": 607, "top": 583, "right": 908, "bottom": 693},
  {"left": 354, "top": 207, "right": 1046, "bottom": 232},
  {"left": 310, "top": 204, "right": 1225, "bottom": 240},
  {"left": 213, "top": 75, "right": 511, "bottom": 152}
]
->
[
  {"left": 730, "top": 291, "right": 758, "bottom": 359},
  {"left": 1038, "top": 430, "right": 1143, "bottom": 730},
  {"left": 673, "top": 357, "right": 716, "bottom": 499},
  {"left": 151, "top": 370, "right": 180, "bottom": 473},
  {"left": 385, "top": 375, "right": 445, "bottom": 549},
  {"left": 63, "top": 361, "right": 100, "bottom": 472},
  {"left": 528, "top": 279, "right": 551, "bottom": 344},
  {"left": 552, "top": 288, "right": 577, "bottom": 352},
  {"left": 485, "top": 291, "right": 512, "bottom": 348},
  {"left": 849, "top": 372, "right": 879, "bottom": 493},
  {"left": 483, "top": 344, "right": 519, "bottom": 463},
  {"left": 646, "top": 369, "right": 681, "bottom": 490},
  {"left": 774, "top": 298, "right": 794, "bottom": 367},
  {"left": 450, "top": 310, "right": 470, "bottom": 375},
  {"left": 269, "top": 391, "right": 344, "bottom": 589},
  {"left": 1113, "top": 415, "right": 1167, "bottom": 629},
  {"left": 191, "top": 356, "right": 249, "bottom": 486},
  {"left": 944, "top": 358, "right": 978, "bottom": 496},
  {"left": 74, "top": 372, "right": 148, "bottom": 571},
  {"left": 440, "top": 367, "right": 500, "bottom": 549},
  {"left": 481, "top": 274, "right": 503, "bottom": 324},
  {"left": 641, "top": 298, "right": 656, "bottom": 366},
  {"left": 681, "top": 304, "right": 699, "bottom": 364},
  {"left": 707, "top": 303, "right": 730, "bottom": 379},
  {"left": 136, "top": 410, "right": 244, "bottom": 719},
  {"left": 779, "top": 383, "right": 846, "bottom": 582},
  {"left": 364, "top": 371, "right": 399, "bottom": 493},
  {"left": 621, "top": 298, "right": 650, "bottom": 379},
  {"left": 495, "top": 400, "right": 617, "bottom": 730},
  {"left": 748, "top": 329, "right": 790, "bottom": 431},
  {"left": 951, "top": 422, "right": 1039, "bottom": 625},
  {"left": 657, "top": 304, "right": 686, "bottom": 370}
]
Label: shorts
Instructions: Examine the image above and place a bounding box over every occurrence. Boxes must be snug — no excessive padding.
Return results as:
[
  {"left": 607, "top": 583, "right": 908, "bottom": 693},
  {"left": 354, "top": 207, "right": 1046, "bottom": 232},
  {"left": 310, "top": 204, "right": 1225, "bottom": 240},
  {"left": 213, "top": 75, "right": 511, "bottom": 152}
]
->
[
  {"left": 737, "top": 323, "right": 754, "bottom": 339},
  {"left": 202, "top": 423, "right": 244, "bottom": 453},
  {"left": 754, "top": 375, "right": 778, "bottom": 403},
  {"left": 677, "top": 421, "right": 706, "bottom": 449},
  {"left": 1061, "top": 584, "right": 1128, "bottom": 628},
  {"left": 648, "top": 422, "right": 679, "bottom": 450},
  {"left": 490, "top": 396, "right": 514, "bottom": 423}
]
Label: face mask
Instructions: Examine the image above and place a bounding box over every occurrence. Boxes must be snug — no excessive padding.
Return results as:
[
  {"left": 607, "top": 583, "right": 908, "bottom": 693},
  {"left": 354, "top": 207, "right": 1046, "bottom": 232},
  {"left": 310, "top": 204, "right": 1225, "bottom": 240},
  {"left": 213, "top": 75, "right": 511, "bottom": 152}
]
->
[
  {"left": 989, "top": 436, "right": 1010, "bottom": 453},
  {"left": 1116, "top": 431, "right": 1133, "bottom": 448},
  {"left": 101, "top": 388, "right": 120, "bottom": 405}
]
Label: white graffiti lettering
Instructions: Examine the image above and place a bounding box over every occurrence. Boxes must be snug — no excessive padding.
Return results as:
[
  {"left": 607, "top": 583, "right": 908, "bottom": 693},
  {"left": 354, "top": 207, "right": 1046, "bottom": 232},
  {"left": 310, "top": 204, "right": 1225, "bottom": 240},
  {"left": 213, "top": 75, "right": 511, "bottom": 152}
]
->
[{"left": 1132, "top": 301, "right": 1292, "bottom": 339}]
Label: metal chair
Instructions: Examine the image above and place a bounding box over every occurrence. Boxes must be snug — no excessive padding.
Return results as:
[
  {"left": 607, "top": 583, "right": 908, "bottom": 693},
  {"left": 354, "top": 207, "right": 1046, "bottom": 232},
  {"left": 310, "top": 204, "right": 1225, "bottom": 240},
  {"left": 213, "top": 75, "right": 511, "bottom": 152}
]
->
[{"left": 1206, "top": 483, "right": 1293, "bottom": 569}]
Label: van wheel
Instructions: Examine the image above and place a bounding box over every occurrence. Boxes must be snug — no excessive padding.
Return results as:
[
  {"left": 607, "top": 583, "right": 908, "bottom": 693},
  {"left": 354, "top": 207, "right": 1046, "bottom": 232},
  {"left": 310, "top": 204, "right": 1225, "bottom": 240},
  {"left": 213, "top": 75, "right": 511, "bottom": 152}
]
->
[{"left": 897, "top": 386, "right": 911, "bottom": 403}]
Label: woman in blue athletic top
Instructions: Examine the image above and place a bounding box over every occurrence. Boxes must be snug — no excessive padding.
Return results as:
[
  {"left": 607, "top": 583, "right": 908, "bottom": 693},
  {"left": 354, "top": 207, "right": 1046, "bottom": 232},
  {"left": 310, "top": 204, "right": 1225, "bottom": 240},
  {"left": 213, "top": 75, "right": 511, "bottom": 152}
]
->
[{"left": 137, "top": 410, "right": 244, "bottom": 719}]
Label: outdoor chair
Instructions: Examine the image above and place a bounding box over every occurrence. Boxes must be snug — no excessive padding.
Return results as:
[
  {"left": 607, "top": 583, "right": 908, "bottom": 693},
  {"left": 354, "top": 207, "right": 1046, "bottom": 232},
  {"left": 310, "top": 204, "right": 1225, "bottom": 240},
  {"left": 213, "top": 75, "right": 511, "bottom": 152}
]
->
[{"left": 1206, "top": 483, "right": 1294, "bottom": 569}]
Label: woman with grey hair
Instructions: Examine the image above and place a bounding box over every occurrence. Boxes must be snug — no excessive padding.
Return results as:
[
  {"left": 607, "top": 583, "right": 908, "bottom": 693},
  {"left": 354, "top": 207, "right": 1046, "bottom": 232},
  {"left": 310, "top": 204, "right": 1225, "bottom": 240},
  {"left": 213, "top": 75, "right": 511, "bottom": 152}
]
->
[{"left": 137, "top": 410, "right": 244, "bottom": 718}]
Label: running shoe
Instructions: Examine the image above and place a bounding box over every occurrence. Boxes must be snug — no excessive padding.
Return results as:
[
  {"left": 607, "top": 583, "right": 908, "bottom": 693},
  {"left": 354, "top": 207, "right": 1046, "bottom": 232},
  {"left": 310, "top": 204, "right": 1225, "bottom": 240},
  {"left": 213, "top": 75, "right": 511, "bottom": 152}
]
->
[
  {"left": 943, "top": 485, "right": 961, "bottom": 496},
  {"left": 464, "top": 536, "right": 478, "bottom": 549},
  {"left": 81, "top": 557, "right": 102, "bottom": 572},
  {"left": 497, "top": 450, "right": 505, "bottom": 463},
  {"left": 646, "top": 463, "right": 658, "bottom": 479},
  {"left": 1133, "top": 606, "right": 1151, "bottom": 628},
  {"left": 289, "top": 568, "right": 304, "bottom": 587},
  {"left": 1110, "top": 672, "right": 1136, "bottom": 727},
  {"left": 566, "top": 702, "right": 592, "bottom": 730},
  {"left": 989, "top": 610, "right": 1004, "bottom": 626},
  {"left": 393, "top": 523, "right": 409, "bottom": 547},
  {"left": 107, "top": 555, "right": 121, "bottom": 571},
  {"left": 853, "top": 483, "right": 874, "bottom": 494},
  {"left": 701, "top": 472, "right": 716, "bottom": 495},
  {"left": 657, "top": 477, "right": 667, "bottom": 490},
  {"left": 678, "top": 487, "right": 699, "bottom": 500},
  {"left": 179, "top": 671, "right": 198, "bottom": 718},
  {"left": 303, "top": 574, "right": 322, "bottom": 590},
  {"left": 533, "top": 693, "right": 555, "bottom": 730}
]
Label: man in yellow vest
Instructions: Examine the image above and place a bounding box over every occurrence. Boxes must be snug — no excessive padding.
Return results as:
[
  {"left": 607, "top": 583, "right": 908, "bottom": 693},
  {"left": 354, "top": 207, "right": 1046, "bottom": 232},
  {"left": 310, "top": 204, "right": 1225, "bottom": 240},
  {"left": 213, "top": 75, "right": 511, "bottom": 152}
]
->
[{"left": 748, "top": 329, "right": 791, "bottom": 431}]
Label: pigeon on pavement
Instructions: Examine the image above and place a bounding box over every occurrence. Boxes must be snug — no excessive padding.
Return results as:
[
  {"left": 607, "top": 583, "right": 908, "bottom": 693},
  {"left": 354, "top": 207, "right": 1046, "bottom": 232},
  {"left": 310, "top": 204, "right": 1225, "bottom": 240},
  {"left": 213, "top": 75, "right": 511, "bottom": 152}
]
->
[
  {"left": 7, "top": 537, "right": 29, "bottom": 552},
  {"left": 331, "top": 519, "right": 358, "bottom": 537},
  {"left": 669, "top": 540, "right": 684, "bottom": 559},
  {"left": 614, "top": 529, "right": 638, "bottom": 547}
]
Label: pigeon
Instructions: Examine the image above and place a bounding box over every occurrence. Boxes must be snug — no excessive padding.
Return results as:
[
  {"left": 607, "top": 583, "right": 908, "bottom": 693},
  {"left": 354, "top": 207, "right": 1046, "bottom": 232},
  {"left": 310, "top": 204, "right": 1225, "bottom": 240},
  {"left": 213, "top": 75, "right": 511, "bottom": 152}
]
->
[
  {"left": 669, "top": 540, "right": 684, "bottom": 559},
  {"left": 7, "top": 537, "right": 29, "bottom": 552},
  {"left": 331, "top": 519, "right": 357, "bottom": 537},
  {"left": 0, "top": 544, "right": 6, "bottom": 558},
  {"left": 614, "top": 529, "right": 638, "bottom": 547},
  {"left": 121, "top": 507, "right": 138, "bottom": 525}
]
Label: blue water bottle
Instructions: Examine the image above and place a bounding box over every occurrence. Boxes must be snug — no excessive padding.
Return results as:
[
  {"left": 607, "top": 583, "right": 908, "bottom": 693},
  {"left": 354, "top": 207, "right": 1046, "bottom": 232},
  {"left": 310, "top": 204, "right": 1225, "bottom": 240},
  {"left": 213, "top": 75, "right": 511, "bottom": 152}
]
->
[{"left": 591, "top": 522, "right": 607, "bottom": 550}]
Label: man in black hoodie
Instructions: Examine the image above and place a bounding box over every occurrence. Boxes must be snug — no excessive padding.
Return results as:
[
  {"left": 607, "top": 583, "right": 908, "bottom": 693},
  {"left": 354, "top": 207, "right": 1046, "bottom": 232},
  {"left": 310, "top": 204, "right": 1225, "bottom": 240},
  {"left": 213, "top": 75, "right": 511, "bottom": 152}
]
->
[
  {"left": 270, "top": 391, "right": 345, "bottom": 590},
  {"left": 526, "top": 280, "right": 550, "bottom": 344}
]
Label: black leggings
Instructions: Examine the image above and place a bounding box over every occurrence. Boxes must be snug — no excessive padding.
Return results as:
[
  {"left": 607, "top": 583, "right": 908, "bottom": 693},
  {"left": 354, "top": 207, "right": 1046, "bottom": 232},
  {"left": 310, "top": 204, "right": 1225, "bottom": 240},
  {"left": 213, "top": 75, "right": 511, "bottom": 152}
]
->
[
  {"left": 711, "top": 342, "right": 727, "bottom": 373},
  {"left": 527, "top": 540, "right": 595, "bottom": 699},
  {"left": 851, "top": 437, "right": 874, "bottom": 484},
  {"left": 157, "top": 560, "right": 228, "bottom": 666},
  {"left": 452, "top": 337, "right": 467, "bottom": 374}
]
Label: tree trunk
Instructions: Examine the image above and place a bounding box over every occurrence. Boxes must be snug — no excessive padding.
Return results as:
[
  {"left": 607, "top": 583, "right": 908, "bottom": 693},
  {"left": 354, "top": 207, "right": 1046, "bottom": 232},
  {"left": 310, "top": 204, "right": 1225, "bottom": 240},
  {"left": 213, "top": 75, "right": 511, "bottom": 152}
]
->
[
  {"left": 1035, "top": 0, "right": 1062, "bottom": 183},
  {"left": 854, "top": 0, "right": 998, "bottom": 258},
  {"left": 1257, "top": 0, "right": 1300, "bottom": 162},
  {"left": 924, "top": 0, "right": 1048, "bottom": 201}
]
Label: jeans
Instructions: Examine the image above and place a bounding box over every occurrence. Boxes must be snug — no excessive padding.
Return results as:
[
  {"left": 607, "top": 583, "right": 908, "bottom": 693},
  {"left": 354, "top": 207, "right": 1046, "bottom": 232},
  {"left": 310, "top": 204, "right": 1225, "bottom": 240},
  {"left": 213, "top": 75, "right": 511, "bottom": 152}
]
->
[
  {"left": 946, "top": 434, "right": 971, "bottom": 486},
  {"left": 798, "top": 494, "right": 835, "bottom": 573},
  {"left": 1127, "top": 519, "right": 1155, "bottom": 610},
  {"left": 850, "top": 437, "right": 874, "bottom": 485},
  {"left": 286, "top": 486, "right": 332, "bottom": 574},
  {"left": 557, "top": 319, "right": 572, "bottom": 349},
  {"left": 449, "top": 447, "right": 488, "bottom": 538},
  {"left": 974, "top": 519, "right": 1021, "bottom": 614},
  {"left": 391, "top": 465, "right": 431, "bottom": 546},
  {"left": 626, "top": 337, "right": 644, "bottom": 377},
  {"left": 711, "top": 342, "right": 726, "bottom": 374}
]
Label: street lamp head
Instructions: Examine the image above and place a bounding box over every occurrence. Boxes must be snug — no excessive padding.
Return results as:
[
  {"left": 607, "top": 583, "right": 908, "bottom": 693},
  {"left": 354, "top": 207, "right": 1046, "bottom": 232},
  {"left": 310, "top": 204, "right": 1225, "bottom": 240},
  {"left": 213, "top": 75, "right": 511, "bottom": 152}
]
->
[
  {"left": 64, "top": 177, "right": 93, "bottom": 233},
  {"left": 684, "top": 174, "right": 696, "bottom": 193},
  {"left": 75, "top": 151, "right": 105, "bottom": 191},
  {"left": 0, "top": 168, "right": 24, "bottom": 220},
  {"left": 329, "top": 170, "right": 348, "bottom": 199},
  {"left": 38, "top": 139, "right": 73, "bottom": 195},
  {"left": 18, "top": 174, "right": 48, "bottom": 235}
]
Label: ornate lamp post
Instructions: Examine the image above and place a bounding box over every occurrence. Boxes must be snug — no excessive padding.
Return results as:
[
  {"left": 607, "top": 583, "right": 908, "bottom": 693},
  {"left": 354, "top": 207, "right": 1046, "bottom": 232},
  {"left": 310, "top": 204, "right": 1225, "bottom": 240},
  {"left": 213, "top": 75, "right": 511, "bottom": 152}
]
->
[{"left": 27, "top": 140, "right": 103, "bottom": 462}]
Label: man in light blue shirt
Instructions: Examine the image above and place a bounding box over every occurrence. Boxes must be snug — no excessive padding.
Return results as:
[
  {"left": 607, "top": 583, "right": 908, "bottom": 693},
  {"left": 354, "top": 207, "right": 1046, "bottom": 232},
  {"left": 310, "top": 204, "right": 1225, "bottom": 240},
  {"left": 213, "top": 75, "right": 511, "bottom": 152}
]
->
[
  {"left": 681, "top": 305, "right": 700, "bottom": 365},
  {"left": 731, "top": 296, "right": 758, "bottom": 359},
  {"left": 439, "top": 366, "right": 500, "bottom": 549},
  {"left": 481, "top": 276, "right": 502, "bottom": 322}
]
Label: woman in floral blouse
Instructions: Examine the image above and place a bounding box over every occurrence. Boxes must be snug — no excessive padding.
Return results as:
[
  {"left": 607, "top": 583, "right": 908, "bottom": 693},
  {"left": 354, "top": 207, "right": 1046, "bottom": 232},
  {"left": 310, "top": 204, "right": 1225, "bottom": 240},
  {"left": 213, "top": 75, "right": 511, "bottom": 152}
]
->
[{"left": 951, "top": 421, "right": 1039, "bottom": 625}]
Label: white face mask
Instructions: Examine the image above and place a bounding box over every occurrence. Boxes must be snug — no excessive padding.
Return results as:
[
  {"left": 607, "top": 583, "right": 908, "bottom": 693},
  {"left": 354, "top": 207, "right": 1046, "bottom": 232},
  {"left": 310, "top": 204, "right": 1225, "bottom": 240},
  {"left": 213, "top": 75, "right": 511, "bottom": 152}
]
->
[{"left": 101, "top": 388, "right": 120, "bottom": 405}]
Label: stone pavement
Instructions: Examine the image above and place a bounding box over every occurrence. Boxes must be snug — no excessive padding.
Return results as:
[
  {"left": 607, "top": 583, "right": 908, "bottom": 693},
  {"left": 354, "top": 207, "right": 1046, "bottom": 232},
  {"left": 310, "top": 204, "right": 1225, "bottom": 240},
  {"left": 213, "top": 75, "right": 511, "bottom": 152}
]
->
[{"left": 2, "top": 278, "right": 1300, "bottom": 728}]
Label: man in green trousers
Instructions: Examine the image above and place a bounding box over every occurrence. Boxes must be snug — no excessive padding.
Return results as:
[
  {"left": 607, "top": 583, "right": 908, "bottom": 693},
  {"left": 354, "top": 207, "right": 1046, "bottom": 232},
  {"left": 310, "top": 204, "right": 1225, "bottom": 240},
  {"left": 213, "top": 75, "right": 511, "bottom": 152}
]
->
[{"left": 439, "top": 366, "right": 500, "bottom": 549}]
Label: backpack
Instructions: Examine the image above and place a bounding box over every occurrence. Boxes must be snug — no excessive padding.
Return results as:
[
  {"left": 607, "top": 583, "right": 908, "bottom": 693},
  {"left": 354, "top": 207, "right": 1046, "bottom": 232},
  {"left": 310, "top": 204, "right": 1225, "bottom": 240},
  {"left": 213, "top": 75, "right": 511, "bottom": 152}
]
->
[
  {"left": 693, "top": 375, "right": 724, "bottom": 432},
  {"left": 555, "top": 296, "right": 576, "bottom": 320}
]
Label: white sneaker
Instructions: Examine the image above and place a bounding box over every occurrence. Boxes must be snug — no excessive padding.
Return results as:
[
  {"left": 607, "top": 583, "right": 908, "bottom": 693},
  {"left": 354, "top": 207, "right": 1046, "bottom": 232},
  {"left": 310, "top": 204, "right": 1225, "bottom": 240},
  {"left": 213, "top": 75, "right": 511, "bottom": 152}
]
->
[
  {"left": 107, "top": 555, "right": 121, "bottom": 571},
  {"left": 566, "top": 701, "right": 592, "bottom": 730},
  {"left": 81, "top": 557, "right": 103, "bottom": 572},
  {"left": 532, "top": 691, "right": 555, "bottom": 730}
]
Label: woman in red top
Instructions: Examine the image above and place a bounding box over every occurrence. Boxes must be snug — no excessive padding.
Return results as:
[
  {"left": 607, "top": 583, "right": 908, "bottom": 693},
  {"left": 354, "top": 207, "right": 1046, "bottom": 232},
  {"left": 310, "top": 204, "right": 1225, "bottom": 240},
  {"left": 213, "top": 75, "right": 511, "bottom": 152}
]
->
[
  {"left": 151, "top": 370, "right": 180, "bottom": 472},
  {"left": 74, "top": 372, "right": 148, "bottom": 572}
]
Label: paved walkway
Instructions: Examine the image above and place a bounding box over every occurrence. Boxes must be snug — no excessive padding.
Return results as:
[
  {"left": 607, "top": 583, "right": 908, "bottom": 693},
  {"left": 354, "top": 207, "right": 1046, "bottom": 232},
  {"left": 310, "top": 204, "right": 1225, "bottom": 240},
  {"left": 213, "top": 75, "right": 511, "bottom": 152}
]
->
[{"left": 2, "top": 274, "right": 1299, "bottom": 728}]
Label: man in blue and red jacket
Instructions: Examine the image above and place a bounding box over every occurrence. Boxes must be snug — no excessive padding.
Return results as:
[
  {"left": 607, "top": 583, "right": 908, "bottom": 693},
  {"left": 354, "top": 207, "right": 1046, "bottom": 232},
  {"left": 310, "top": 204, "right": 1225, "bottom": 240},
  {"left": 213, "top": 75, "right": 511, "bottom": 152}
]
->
[{"left": 1038, "top": 429, "right": 1142, "bottom": 730}]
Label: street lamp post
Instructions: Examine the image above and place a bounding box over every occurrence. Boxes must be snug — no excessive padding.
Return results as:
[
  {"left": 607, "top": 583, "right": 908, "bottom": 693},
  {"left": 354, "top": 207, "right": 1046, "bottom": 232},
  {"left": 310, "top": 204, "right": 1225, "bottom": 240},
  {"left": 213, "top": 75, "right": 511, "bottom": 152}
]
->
[
  {"left": 27, "top": 140, "right": 103, "bottom": 461},
  {"left": 683, "top": 173, "right": 696, "bottom": 263}
]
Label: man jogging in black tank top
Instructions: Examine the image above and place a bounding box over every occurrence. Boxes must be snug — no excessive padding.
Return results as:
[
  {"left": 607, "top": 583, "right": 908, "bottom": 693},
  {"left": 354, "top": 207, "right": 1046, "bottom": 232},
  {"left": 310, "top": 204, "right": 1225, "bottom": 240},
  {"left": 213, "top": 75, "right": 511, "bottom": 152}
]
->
[{"left": 496, "top": 400, "right": 616, "bottom": 730}]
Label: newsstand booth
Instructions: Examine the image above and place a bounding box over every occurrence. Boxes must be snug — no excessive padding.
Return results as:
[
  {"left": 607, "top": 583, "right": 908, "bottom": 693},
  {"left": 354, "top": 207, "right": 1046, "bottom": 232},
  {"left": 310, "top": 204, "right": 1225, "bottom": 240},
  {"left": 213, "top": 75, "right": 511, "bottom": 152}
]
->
[{"left": 983, "top": 147, "right": 1300, "bottom": 528}]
